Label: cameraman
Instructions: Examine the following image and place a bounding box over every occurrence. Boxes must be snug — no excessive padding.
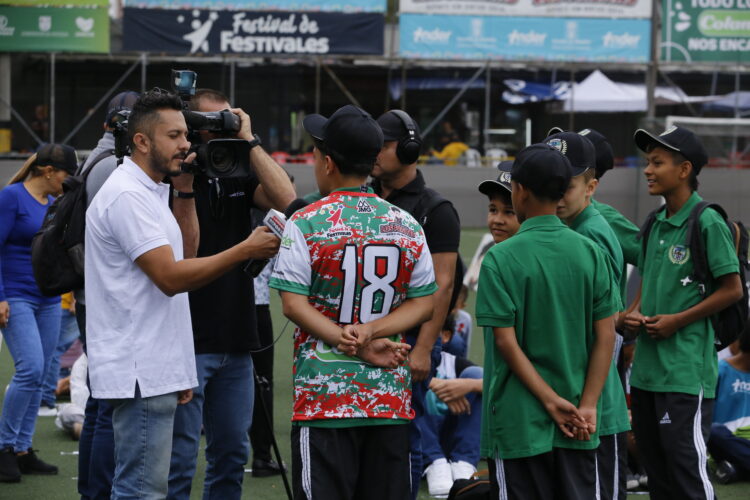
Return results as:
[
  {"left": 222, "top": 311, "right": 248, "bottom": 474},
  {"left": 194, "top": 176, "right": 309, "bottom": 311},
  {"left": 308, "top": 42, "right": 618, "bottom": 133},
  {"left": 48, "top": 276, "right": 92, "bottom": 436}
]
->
[
  {"left": 85, "top": 90, "right": 281, "bottom": 500},
  {"left": 167, "top": 88, "right": 295, "bottom": 500}
]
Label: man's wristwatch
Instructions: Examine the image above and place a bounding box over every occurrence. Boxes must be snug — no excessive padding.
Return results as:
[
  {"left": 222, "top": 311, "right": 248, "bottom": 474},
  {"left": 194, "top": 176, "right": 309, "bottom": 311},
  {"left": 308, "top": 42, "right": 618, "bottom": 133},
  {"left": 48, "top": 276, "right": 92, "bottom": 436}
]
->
[
  {"left": 173, "top": 189, "right": 196, "bottom": 199},
  {"left": 248, "top": 133, "right": 262, "bottom": 150}
]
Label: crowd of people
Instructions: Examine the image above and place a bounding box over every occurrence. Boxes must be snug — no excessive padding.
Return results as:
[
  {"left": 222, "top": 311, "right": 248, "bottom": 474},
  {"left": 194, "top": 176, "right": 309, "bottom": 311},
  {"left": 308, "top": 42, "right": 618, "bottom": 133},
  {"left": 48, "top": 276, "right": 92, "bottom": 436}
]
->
[{"left": 0, "top": 85, "right": 748, "bottom": 500}]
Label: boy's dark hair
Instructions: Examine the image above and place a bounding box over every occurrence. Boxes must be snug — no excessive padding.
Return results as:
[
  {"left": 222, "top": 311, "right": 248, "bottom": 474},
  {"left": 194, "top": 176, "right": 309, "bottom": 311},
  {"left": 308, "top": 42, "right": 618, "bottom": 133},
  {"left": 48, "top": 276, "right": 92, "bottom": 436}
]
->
[
  {"left": 489, "top": 188, "right": 513, "bottom": 206},
  {"left": 189, "top": 88, "right": 230, "bottom": 111},
  {"left": 313, "top": 137, "right": 374, "bottom": 178},
  {"left": 128, "top": 90, "right": 183, "bottom": 150},
  {"left": 740, "top": 321, "right": 750, "bottom": 353},
  {"left": 645, "top": 143, "right": 699, "bottom": 191},
  {"left": 581, "top": 168, "right": 597, "bottom": 183}
]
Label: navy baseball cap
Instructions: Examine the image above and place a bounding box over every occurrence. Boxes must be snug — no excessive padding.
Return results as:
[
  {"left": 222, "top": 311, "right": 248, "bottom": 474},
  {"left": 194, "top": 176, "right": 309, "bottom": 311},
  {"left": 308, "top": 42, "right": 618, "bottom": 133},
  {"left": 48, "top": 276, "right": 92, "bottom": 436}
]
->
[
  {"left": 35, "top": 144, "right": 78, "bottom": 175},
  {"left": 511, "top": 143, "right": 572, "bottom": 200},
  {"left": 544, "top": 131, "right": 595, "bottom": 176},
  {"left": 634, "top": 125, "right": 708, "bottom": 173},
  {"left": 547, "top": 127, "right": 614, "bottom": 178},
  {"left": 478, "top": 160, "right": 513, "bottom": 195},
  {"left": 105, "top": 91, "right": 140, "bottom": 127},
  {"left": 376, "top": 110, "right": 421, "bottom": 142},
  {"left": 303, "top": 105, "right": 384, "bottom": 165}
]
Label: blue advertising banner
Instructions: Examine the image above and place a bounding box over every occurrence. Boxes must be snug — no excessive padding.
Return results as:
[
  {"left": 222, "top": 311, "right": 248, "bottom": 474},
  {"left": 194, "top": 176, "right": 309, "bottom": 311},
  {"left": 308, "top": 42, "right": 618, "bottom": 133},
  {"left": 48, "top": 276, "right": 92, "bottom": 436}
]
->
[
  {"left": 122, "top": 7, "right": 384, "bottom": 55},
  {"left": 400, "top": 14, "right": 650, "bottom": 62},
  {"left": 122, "top": 1, "right": 386, "bottom": 12}
]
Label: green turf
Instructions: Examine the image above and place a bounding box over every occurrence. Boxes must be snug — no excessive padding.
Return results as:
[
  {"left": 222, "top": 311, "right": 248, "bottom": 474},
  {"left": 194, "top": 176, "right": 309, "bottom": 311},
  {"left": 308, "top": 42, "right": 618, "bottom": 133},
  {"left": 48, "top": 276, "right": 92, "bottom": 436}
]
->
[{"left": 0, "top": 228, "right": 746, "bottom": 498}]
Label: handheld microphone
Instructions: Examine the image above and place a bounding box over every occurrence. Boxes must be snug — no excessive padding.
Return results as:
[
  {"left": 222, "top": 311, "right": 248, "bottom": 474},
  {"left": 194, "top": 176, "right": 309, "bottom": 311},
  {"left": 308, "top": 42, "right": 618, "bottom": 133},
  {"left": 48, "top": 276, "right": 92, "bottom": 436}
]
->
[{"left": 243, "top": 209, "right": 286, "bottom": 279}]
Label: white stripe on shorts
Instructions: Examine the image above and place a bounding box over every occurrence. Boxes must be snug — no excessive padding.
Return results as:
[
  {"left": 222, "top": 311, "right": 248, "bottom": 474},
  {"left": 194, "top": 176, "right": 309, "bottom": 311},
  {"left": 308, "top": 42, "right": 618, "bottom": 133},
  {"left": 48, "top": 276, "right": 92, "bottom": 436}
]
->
[
  {"left": 613, "top": 435, "right": 619, "bottom": 500},
  {"left": 692, "top": 389, "right": 714, "bottom": 500},
  {"left": 300, "top": 426, "right": 313, "bottom": 499},
  {"left": 595, "top": 453, "right": 601, "bottom": 500},
  {"left": 494, "top": 455, "right": 508, "bottom": 500}
]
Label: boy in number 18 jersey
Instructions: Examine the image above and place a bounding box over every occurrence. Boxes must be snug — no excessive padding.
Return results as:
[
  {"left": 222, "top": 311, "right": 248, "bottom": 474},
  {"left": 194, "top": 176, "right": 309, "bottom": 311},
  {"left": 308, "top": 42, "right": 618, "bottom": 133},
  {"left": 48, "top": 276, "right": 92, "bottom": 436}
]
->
[{"left": 270, "top": 105, "right": 437, "bottom": 500}]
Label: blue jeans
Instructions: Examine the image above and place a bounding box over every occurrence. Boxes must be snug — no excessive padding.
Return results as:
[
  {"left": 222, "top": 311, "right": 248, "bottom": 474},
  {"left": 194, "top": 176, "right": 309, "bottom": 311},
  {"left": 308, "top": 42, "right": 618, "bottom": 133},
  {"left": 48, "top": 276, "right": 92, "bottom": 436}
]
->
[
  {"left": 709, "top": 423, "right": 750, "bottom": 476},
  {"left": 168, "top": 353, "right": 254, "bottom": 500},
  {"left": 406, "top": 334, "right": 442, "bottom": 500},
  {"left": 0, "top": 298, "right": 61, "bottom": 452},
  {"left": 110, "top": 385, "right": 179, "bottom": 500},
  {"left": 41, "top": 309, "right": 80, "bottom": 407},
  {"left": 76, "top": 303, "right": 116, "bottom": 500},
  {"left": 421, "top": 365, "right": 483, "bottom": 467}
]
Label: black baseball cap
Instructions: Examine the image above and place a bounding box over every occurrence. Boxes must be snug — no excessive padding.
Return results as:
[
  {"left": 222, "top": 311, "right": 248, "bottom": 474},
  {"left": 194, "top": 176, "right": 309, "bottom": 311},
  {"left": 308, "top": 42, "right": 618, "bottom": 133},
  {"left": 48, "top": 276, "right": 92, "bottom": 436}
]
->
[
  {"left": 35, "top": 144, "right": 78, "bottom": 175},
  {"left": 548, "top": 127, "right": 614, "bottom": 178},
  {"left": 105, "top": 91, "right": 140, "bottom": 127},
  {"left": 376, "top": 110, "right": 421, "bottom": 142},
  {"left": 511, "top": 143, "right": 572, "bottom": 200},
  {"left": 634, "top": 125, "right": 708, "bottom": 173},
  {"left": 478, "top": 160, "right": 513, "bottom": 196},
  {"left": 303, "top": 105, "right": 384, "bottom": 165},
  {"left": 544, "top": 131, "right": 595, "bottom": 176}
]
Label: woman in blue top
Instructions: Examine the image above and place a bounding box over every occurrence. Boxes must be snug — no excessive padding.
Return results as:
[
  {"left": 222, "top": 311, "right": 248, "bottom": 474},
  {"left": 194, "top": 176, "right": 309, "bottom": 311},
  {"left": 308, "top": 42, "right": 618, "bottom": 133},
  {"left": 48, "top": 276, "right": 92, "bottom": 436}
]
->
[{"left": 0, "top": 144, "right": 77, "bottom": 483}]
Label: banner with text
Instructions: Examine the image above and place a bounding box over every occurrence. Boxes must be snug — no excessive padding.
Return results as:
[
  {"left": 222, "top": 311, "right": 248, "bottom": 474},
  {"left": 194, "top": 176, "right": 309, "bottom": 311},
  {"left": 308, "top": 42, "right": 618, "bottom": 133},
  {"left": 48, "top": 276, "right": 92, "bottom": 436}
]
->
[
  {"left": 0, "top": 6, "right": 109, "bottom": 53},
  {"left": 123, "top": 8, "right": 384, "bottom": 55},
  {"left": 400, "top": 0, "right": 652, "bottom": 18},
  {"left": 400, "top": 14, "right": 650, "bottom": 62},
  {"left": 9, "top": 1, "right": 108, "bottom": 5},
  {"left": 122, "top": 0, "right": 386, "bottom": 12},
  {"left": 661, "top": 0, "right": 750, "bottom": 63}
]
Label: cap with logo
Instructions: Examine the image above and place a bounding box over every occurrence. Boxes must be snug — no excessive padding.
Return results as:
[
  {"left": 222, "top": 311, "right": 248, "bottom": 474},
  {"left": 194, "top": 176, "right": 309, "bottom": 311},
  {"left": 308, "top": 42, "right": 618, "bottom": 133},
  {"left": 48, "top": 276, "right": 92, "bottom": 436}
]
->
[
  {"left": 544, "top": 131, "right": 595, "bottom": 176},
  {"left": 634, "top": 125, "right": 708, "bottom": 173},
  {"left": 105, "top": 91, "right": 140, "bottom": 127},
  {"left": 547, "top": 127, "right": 614, "bottom": 179},
  {"left": 303, "top": 104, "right": 384, "bottom": 166},
  {"left": 35, "top": 144, "right": 78, "bottom": 175},
  {"left": 511, "top": 143, "right": 572, "bottom": 199},
  {"left": 478, "top": 160, "right": 513, "bottom": 195}
]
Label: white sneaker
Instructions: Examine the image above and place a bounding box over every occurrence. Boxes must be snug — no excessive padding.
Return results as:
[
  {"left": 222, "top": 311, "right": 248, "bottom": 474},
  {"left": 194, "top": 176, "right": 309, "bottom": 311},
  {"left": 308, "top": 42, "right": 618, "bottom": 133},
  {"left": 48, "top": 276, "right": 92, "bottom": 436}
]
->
[
  {"left": 424, "top": 458, "right": 453, "bottom": 498},
  {"left": 38, "top": 405, "right": 57, "bottom": 417},
  {"left": 450, "top": 460, "right": 477, "bottom": 481}
]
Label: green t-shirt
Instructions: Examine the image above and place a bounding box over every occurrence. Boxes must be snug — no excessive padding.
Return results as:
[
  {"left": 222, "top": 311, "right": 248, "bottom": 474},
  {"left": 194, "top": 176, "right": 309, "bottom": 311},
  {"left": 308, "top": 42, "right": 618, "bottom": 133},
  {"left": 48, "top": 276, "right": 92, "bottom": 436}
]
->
[
  {"left": 476, "top": 215, "right": 619, "bottom": 459},
  {"left": 569, "top": 204, "right": 630, "bottom": 436},
  {"left": 591, "top": 198, "right": 640, "bottom": 307},
  {"left": 632, "top": 192, "right": 739, "bottom": 397}
]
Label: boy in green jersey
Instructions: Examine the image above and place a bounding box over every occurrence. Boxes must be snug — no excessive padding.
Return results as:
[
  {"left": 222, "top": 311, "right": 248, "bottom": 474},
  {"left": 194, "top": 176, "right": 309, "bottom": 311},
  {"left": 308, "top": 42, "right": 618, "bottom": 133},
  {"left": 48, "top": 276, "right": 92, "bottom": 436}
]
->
[
  {"left": 549, "top": 131, "right": 631, "bottom": 500},
  {"left": 476, "top": 143, "right": 619, "bottom": 499},
  {"left": 270, "top": 105, "right": 438, "bottom": 499},
  {"left": 624, "top": 126, "right": 743, "bottom": 500}
]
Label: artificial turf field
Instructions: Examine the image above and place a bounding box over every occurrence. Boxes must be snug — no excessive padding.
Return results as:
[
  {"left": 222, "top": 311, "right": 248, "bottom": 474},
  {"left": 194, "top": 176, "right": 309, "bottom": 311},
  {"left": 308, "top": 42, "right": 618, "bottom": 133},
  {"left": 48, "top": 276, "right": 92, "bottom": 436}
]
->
[{"left": 0, "top": 228, "right": 745, "bottom": 499}]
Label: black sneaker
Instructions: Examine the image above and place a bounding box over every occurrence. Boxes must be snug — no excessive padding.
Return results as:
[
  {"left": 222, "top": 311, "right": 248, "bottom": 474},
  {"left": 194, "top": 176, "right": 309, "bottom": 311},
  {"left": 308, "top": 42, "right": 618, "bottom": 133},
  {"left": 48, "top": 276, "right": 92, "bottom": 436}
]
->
[
  {"left": 17, "top": 449, "right": 58, "bottom": 475},
  {"left": 251, "top": 458, "right": 286, "bottom": 477},
  {"left": 0, "top": 447, "right": 21, "bottom": 483},
  {"left": 714, "top": 460, "right": 739, "bottom": 484}
]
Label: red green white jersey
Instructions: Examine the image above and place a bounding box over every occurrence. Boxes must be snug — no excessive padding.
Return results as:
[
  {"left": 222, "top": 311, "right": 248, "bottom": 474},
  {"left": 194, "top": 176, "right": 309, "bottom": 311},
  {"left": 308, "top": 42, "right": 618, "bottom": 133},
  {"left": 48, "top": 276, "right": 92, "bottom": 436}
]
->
[{"left": 269, "top": 186, "right": 437, "bottom": 424}]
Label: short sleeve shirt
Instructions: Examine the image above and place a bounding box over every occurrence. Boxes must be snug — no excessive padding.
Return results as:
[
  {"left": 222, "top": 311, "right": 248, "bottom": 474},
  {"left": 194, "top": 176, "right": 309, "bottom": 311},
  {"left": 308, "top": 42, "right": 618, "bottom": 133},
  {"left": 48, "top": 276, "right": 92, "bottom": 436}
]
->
[
  {"left": 84, "top": 158, "right": 197, "bottom": 399},
  {"left": 269, "top": 187, "right": 437, "bottom": 425},
  {"left": 713, "top": 360, "right": 750, "bottom": 436},
  {"left": 476, "top": 215, "right": 619, "bottom": 459},
  {"left": 570, "top": 204, "right": 630, "bottom": 436},
  {"left": 632, "top": 192, "right": 739, "bottom": 397}
]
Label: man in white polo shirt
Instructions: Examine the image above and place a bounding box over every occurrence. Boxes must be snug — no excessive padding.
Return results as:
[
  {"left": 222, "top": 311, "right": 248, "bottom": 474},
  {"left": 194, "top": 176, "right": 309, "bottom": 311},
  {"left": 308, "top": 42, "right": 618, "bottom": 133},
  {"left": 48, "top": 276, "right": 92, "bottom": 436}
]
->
[{"left": 85, "top": 90, "right": 280, "bottom": 499}]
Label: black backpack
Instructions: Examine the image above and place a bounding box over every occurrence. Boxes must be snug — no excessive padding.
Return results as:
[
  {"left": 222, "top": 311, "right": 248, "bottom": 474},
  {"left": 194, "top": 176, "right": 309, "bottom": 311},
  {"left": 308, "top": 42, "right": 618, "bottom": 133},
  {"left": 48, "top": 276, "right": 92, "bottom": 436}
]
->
[
  {"left": 31, "top": 150, "right": 113, "bottom": 296},
  {"left": 638, "top": 201, "right": 750, "bottom": 349}
]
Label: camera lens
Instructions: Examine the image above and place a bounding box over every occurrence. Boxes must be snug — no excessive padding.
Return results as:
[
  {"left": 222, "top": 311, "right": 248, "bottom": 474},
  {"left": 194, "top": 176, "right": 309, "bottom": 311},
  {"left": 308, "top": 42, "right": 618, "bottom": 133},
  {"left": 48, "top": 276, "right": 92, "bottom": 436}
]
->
[{"left": 209, "top": 145, "right": 237, "bottom": 175}]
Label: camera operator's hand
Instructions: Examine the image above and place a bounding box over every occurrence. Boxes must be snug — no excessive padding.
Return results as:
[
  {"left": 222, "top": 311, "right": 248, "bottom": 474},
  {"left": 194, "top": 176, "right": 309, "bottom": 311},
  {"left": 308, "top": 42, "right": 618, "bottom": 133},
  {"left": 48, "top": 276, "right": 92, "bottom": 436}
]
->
[
  {"left": 172, "top": 152, "right": 197, "bottom": 193},
  {"left": 230, "top": 108, "right": 254, "bottom": 142},
  {"left": 244, "top": 226, "right": 280, "bottom": 259}
]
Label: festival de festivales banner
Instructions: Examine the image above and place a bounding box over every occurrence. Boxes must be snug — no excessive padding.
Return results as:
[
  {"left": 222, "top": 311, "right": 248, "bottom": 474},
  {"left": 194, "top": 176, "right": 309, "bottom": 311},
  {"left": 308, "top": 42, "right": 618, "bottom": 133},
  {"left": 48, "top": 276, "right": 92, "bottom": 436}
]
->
[
  {"left": 122, "top": 0, "right": 386, "bottom": 12},
  {"left": 661, "top": 0, "right": 750, "bottom": 63},
  {"left": 123, "top": 7, "right": 384, "bottom": 55},
  {"left": 0, "top": 6, "right": 109, "bottom": 53},
  {"left": 399, "top": 14, "right": 650, "bottom": 62},
  {"left": 400, "top": 0, "right": 653, "bottom": 18}
]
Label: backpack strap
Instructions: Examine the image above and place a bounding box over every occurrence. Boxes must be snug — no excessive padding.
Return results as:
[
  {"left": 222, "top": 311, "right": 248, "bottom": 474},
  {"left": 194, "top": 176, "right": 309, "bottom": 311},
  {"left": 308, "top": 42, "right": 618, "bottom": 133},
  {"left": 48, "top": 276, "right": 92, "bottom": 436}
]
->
[
  {"left": 76, "top": 149, "right": 115, "bottom": 178},
  {"left": 686, "top": 201, "right": 732, "bottom": 294},
  {"left": 637, "top": 205, "right": 666, "bottom": 256}
]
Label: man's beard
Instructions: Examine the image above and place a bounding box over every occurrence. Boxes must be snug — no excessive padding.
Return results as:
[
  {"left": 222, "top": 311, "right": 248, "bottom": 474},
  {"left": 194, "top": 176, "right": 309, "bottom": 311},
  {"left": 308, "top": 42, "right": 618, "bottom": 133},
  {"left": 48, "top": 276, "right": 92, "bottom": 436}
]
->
[{"left": 150, "top": 148, "right": 186, "bottom": 178}]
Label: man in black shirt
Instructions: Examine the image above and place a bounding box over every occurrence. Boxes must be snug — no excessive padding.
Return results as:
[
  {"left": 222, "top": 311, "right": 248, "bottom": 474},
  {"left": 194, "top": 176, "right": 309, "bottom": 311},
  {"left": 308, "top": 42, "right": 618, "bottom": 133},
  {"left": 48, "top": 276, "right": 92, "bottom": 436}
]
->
[
  {"left": 168, "top": 89, "right": 295, "bottom": 500},
  {"left": 372, "top": 109, "right": 461, "bottom": 499}
]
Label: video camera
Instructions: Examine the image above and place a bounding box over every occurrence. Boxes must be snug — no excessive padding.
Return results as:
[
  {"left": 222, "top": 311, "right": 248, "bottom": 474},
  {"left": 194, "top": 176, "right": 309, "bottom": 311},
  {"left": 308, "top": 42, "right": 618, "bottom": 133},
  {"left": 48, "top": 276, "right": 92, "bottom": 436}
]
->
[{"left": 112, "top": 70, "right": 253, "bottom": 178}]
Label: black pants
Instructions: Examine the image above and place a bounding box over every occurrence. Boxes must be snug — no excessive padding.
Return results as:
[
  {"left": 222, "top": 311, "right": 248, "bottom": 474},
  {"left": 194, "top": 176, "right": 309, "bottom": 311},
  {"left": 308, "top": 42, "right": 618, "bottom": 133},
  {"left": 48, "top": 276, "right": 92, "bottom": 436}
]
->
[
  {"left": 249, "top": 304, "right": 274, "bottom": 461},
  {"left": 630, "top": 387, "right": 715, "bottom": 500},
  {"left": 597, "top": 432, "right": 627, "bottom": 500},
  {"left": 488, "top": 447, "right": 598, "bottom": 500},
  {"left": 291, "top": 424, "right": 410, "bottom": 500}
]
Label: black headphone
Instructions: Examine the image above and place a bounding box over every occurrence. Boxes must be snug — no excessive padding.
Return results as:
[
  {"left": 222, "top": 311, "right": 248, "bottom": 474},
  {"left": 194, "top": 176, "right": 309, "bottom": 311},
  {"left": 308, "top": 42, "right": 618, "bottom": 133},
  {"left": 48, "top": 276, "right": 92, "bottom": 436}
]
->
[{"left": 390, "top": 109, "right": 422, "bottom": 165}]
